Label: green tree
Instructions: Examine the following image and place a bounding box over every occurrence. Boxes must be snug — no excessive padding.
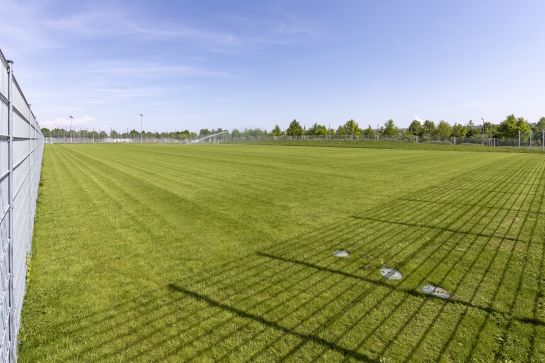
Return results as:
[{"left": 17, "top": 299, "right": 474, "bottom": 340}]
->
[
  {"left": 362, "top": 125, "right": 375, "bottom": 138},
  {"left": 436, "top": 120, "right": 452, "bottom": 140},
  {"left": 497, "top": 114, "right": 518, "bottom": 137},
  {"left": 272, "top": 125, "right": 282, "bottom": 136},
  {"left": 497, "top": 114, "right": 530, "bottom": 138},
  {"left": 482, "top": 121, "right": 496, "bottom": 137},
  {"left": 408, "top": 120, "right": 423, "bottom": 136},
  {"left": 536, "top": 117, "right": 545, "bottom": 130},
  {"left": 382, "top": 119, "right": 398, "bottom": 137},
  {"left": 465, "top": 121, "right": 480, "bottom": 138},
  {"left": 516, "top": 116, "right": 531, "bottom": 135},
  {"left": 286, "top": 119, "right": 303, "bottom": 136},
  {"left": 534, "top": 117, "right": 545, "bottom": 134},
  {"left": 451, "top": 123, "right": 467, "bottom": 138},
  {"left": 305, "top": 123, "right": 327, "bottom": 136},
  {"left": 336, "top": 125, "right": 346, "bottom": 136},
  {"left": 343, "top": 119, "right": 361, "bottom": 137},
  {"left": 314, "top": 123, "right": 328, "bottom": 136},
  {"left": 422, "top": 120, "right": 436, "bottom": 136},
  {"left": 41, "top": 128, "right": 51, "bottom": 137},
  {"left": 532, "top": 117, "right": 545, "bottom": 144},
  {"left": 243, "top": 128, "right": 267, "bottom": 137},
  {"left": 176, "top": 130, "right": 191, "bottom": 139}
]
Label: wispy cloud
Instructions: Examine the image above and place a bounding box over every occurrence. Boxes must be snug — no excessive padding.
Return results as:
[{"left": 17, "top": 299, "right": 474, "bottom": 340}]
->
[
  {"left": 217, "top": 13, "right": 324, "bottom": 50},
  {"left": 40, "top": 115, "right": 96, "bottom": 129},
  {"left": 29, "top": 83, "right": 163, "bottom": 107},
  {"left": 0, "top": 0, "right": 58, "bottom": 54},
  {"left": 122, "top": 22, "right": 240, "bottom": 46},
  {"left": 1, "top": 0, "right": 322, "bottom": 58},
  {"left": 0, "top": 0, "right": 242, "bottom": 55},
  {"left": 25, "top": 58, "right": 232, "bottom": 110},
  {"left": 1, "top": 0, "right": 329, "bottom": 132},
  {"left": 45, "top": 7, "right": 240, "bottom": 47},
  {"left": 274, "top": 12, "right": 322, "bottom": 39},
  {"left": 85, "top": 61, "right": 233, "bottom": 80}
]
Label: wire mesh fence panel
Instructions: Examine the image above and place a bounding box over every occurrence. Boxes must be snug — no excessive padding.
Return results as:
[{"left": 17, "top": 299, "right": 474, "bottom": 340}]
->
[
  {"left": 44, "top": 133, "right": 545, "bottom": 150},
  {"left": 0, "top": 49, "right": 44, "bottom": 362}
]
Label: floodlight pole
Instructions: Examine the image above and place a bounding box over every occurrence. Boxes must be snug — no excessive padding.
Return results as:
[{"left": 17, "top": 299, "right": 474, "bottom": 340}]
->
[
  {"left": 140, "top": 114, "right": 143, "bottom": 143},
  {"left": 481, "top": 117, "right": 485, "bottom": 146},
  {"left": 518, "top": 130, "right": 521, "bottom": 148},
  {"left": 69, "top": 115, "right": 74, "bottom": 143}
]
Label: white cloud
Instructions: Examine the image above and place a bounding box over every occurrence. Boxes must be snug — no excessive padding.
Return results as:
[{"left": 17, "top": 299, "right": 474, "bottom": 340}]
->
[
  {"left": 122, "top": 22, "right": 240, "bottom": 46},
  {"left": 0, "top": 0, "right": 58, "bottom": 55},
  {"left": 84, "top": 61, "right": 233, "bottom": 80},
  {"left": 0, "top": 0, "right": 321, "bottom": 60},
  {"left": 1, "top": 1, "right": 324, "bottom": 131},
  {"left": 40, "top": 115, "right": 96, "bottom": 129},
  {"left": 44, "top": 8, "right": 240, "bottom": 47},
  {"left": 0, "top": 0, "right": 241, "bottom": 56},
  {"left": 275, "top": 21, "right": 320, "bottom": 39}
]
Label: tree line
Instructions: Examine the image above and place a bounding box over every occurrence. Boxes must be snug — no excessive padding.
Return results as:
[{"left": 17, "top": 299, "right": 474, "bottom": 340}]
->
[
  {"left": 42, "top": 128, "right": 204, "bottom": 140},
  {"left": 275, "top": 115, "right": 545, "bottom": 140},
  {"left": 41, "top": 115, "right": 545, "bottom": 140}
]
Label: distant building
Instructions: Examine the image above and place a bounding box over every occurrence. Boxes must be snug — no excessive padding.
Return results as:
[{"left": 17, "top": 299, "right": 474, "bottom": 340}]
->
[{"left": 104, "top": 138, "right": 133, "bottom": 143}]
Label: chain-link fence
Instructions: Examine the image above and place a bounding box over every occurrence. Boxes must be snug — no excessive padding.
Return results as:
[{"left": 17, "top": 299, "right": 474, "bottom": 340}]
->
[
  {"left": 0, "top": 49, "right": 44, "bottom": 362},
  {"left": 233, "top": 133, "right": 543, "bottom": 146},
  {"left": 47, "top": 132, "right": 545, "bottom": 151},
  {"left": 223, "top": 133, "right": 545, "bottom": 151}
]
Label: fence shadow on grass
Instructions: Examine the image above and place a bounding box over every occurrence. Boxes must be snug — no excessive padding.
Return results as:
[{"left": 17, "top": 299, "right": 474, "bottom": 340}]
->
[
  {"left": 36, "top": 155, "right": 545, "bottom": 362},
  {"left": 163, "top": 157, "right": 544, "bottom": 362}
]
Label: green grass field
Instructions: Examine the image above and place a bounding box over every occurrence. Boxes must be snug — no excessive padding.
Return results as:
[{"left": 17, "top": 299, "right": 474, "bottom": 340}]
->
[{"left": 19, "top": 144, "right": 545, "bottom": 362}]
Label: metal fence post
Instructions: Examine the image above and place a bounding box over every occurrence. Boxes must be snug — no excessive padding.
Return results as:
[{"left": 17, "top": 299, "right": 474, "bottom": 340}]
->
[
  {"left": 28, "top": 107, "right": 32, "bottom": 255},
  {"left": 6, "top": 59, "right": 15, "bottom": 363}
]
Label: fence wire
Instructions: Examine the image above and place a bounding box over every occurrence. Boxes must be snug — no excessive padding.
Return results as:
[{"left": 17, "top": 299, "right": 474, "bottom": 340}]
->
[
  {"left": 0, "top": 49, "right": 44, "bottom": 362},
  {"left": 47, "top": 133, "right": 545, "bottom": 151}
]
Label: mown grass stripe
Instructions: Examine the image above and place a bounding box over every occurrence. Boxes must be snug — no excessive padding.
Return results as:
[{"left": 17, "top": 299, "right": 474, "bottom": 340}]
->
[{"left": 19, "top": 145, "right": 545, "bottom": 362}]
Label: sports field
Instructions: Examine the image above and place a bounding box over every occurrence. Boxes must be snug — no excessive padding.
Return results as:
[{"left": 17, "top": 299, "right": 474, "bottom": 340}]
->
[{"left": 19, "top": 144, "right": 545, "bottom": 361}]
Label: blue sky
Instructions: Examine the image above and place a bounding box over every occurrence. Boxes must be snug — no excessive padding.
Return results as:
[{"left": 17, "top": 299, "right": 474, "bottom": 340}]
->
[{"left": 1, "top": 0, "right": 544, "bottom": 132}]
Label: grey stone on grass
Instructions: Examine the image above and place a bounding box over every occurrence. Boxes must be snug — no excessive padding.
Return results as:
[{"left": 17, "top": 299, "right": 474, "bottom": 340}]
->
[
  {"left": 380, "top": 267, "right": 403, "bottom": 280},
  {"left": 422, "top": 284, "right": 451, "bottom": 299},
  {"left": 333, "top": 250, "right": 351, "bottom": 258}
]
